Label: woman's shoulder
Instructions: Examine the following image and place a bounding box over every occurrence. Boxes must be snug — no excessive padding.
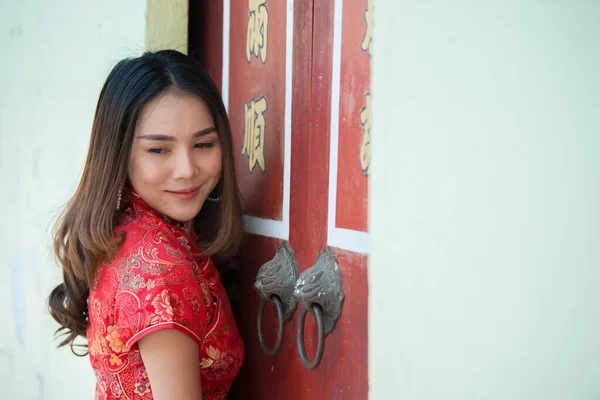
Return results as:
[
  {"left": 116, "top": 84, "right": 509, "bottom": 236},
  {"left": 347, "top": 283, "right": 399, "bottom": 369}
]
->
[{"left": 100, "top": 209, "right": 201, "bottom": 285}]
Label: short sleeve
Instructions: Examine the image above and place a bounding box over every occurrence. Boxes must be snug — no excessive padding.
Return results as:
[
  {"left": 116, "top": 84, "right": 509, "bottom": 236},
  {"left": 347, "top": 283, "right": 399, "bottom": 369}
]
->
[{"left": 111, "top": 230, "right": 212, "bottom": 351}]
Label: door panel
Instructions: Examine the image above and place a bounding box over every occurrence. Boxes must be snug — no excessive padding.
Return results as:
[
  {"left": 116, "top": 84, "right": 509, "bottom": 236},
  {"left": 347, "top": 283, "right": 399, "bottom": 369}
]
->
[
  {"left": 231, "top": 234, "right": 298, "bottom": 400},
  {"left": 229, "top": 0, "right": 287, "bottom": 221},
  {"left": 191, "top": 0, "right": 370, "bottom": 398},
  {"left": 335, "top": 0, "right": 371, "bottom": 233}
]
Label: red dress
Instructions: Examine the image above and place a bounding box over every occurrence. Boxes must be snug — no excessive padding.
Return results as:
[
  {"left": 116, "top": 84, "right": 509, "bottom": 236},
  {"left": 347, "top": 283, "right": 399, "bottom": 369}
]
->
[{"left": 87, "top": 193, "right": 244, "bottom": 399}]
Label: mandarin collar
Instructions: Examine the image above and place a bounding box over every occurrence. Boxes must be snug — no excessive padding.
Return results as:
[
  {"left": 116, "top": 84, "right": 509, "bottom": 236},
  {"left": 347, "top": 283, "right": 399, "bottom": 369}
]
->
[{"left": 128, "top": 190, "right": 198, "bottom": 242}]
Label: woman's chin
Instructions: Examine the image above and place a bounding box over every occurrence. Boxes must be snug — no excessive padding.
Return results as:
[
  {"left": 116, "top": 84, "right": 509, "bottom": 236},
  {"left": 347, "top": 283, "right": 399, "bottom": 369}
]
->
[{"left": 163, "top": 205, "right": 202, "bottom": 223}]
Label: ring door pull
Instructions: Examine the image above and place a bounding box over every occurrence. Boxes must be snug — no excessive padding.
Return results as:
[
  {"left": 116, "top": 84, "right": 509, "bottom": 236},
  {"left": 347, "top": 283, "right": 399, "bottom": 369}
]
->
[
  {"left": 293, "top": 247, "right": 345, "bottom": 370},
  {"left": 254, "top": 241, "right": 299, "bottom": 356}
]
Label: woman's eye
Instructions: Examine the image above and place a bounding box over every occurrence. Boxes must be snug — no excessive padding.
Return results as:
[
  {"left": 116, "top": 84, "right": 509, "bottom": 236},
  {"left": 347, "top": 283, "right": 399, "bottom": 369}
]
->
[
  {"left": 195, "top": 142, "right": 214, "bottom": 149},
  {"left": 148, "top": 148, "right": 167, "bottom": 154}
]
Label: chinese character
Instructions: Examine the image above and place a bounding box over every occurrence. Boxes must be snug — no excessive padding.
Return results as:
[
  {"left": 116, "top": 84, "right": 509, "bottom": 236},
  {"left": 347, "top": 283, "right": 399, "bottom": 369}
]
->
[
  {"left": 242, "top": 96, "right": 268, "bottom": 173},
  {"left": 360, "top": 0, "right": 373, "bottom": 56},
  {"left": 246, "top": 0, "right": 269, "bottom": 63},
  {"left": 359, "top": 93, "right": 372, "bottom": 175}
]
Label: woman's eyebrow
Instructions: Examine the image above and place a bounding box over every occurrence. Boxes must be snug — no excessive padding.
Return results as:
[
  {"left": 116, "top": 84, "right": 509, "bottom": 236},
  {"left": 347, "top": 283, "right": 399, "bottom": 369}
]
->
[
  {"left": 192, "top": 127, "right": 217, "bottom": 138},
  {"left": 135, "top": 133, "right": 175, "bottom": 141},
  {"left": 136, "top": 127, "right": 217, "bottom": 141}
]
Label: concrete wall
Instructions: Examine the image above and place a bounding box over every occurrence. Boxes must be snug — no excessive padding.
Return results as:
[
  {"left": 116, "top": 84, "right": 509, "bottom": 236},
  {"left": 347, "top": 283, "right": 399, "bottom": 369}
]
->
[
  {"left": 370, "top": 1, "right": 600, "bottom": 399},
  {"left": 0, "top": 1, "right": 146, "bottom": 398}
]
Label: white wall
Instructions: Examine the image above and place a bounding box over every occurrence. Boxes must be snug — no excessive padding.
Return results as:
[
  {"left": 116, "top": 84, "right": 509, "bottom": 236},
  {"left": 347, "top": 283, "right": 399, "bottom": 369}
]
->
[
  {"left": 370, "top": 1, "right": 600, "bottom": 399},
  {"left": 0, "top": 1, "right": 146, "bottom": 398}
]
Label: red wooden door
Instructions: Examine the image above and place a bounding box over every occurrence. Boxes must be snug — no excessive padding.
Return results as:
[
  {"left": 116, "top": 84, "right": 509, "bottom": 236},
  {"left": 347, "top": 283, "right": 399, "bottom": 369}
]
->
[{"left": 191, "top": 0, "right": 372, "bottom": 397}]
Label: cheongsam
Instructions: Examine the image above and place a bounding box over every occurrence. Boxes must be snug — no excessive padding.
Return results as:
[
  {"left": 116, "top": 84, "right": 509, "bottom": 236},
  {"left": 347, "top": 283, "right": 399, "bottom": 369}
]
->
[{"left": 86, "top": 193, "right": 245, "bottom": 399}]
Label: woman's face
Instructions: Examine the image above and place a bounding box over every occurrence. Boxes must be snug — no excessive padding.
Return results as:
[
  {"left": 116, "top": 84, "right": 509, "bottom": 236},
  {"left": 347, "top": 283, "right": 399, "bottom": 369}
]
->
[{"left": 128, "top": 91, "right": 222, "bottom": 222}]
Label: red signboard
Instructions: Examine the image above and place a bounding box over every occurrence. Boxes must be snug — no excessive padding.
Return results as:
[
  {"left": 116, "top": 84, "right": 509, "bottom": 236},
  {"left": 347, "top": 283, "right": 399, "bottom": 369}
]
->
[
  {"left": 229, "top": 0, "right": 288, "bottom": 220},
  {"left": 335, "top": 0, "right": 372, "bottom": 233}
]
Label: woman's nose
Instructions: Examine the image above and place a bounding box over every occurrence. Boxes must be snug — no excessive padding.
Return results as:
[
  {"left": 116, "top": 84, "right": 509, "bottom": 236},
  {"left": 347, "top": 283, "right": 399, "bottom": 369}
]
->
[{"left": 172, "top": 151, "right": 197, "bottom": 180}]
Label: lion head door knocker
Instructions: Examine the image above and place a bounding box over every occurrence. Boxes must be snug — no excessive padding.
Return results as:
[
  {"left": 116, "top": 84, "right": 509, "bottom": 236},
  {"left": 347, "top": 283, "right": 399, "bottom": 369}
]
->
[
  {"left": 293, "top": 247, "right": 344, "bottom": 369},
  {"left": 254, "top": 242, "right": 299, "bottom": 356}
]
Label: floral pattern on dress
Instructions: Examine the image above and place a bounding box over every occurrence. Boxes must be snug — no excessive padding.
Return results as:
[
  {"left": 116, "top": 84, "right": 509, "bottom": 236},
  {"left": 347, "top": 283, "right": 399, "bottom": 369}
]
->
[
  {"left": 106, "top": 325, "right": 128, "bottom": 354},
  {"left": 150, "top": 289, "right": 185, "bottom": 323},
  {"left": 87, "top": 193, "right": 245, "bottom": 399}
]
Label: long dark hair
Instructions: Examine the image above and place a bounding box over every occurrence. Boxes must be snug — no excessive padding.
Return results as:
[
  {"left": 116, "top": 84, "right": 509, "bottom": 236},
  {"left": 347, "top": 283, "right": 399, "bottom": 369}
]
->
[{"left": 48, "top": 50, "right": 243, "bottom": 354}]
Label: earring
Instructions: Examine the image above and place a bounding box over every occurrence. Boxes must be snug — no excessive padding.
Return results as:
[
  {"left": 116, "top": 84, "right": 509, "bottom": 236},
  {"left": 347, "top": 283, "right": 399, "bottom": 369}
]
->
[
  {"left": 116, "top": 186, "right": 123, "bottom": 211},
  {"left": 207, "top": 178, "right": 223, "bottom": 203}
]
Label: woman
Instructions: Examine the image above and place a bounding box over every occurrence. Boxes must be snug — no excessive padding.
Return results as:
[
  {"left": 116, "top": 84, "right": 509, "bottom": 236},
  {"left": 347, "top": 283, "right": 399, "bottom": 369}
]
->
[{"left": 48, "top": 50, "right": 245, "bottom": 400}]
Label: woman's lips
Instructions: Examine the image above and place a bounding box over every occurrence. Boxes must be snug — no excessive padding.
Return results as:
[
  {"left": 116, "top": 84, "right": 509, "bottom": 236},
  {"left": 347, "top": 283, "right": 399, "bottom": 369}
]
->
[{"left": 166, "top": 186, "right": 201, "bottom": 200}]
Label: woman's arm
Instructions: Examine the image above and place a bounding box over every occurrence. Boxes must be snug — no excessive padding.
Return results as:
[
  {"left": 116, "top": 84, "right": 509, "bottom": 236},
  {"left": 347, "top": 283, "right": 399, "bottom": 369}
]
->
[{"left": 138, "top": 329, "right": 202, "bottom": 400}]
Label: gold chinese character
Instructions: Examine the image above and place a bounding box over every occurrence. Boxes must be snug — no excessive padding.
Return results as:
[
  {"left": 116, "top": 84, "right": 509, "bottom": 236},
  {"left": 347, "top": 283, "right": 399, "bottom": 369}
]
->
[
  {"left": 242, "top": 97, "right": 268, "bottom": 173},
  {"left": 359, "top": 93, "right": 372, "bottom": 175},
  {"left": 246, "top": 0, "right": 269, "bottom": 63},
  {"left": 360, "top": 0, "right": 373, "bottom": 56}
]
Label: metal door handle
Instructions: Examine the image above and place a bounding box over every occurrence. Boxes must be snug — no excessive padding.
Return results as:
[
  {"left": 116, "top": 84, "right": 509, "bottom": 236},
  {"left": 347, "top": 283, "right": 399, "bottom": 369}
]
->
[
  {"left": 297, "top": 303, "right": 325, "bottom": 369},
  {"left": 293, "top": 248, "right": 344, "bottom": 370},
  {"left": 254, "top": 241, "right": 299, "bottom": 356}
]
